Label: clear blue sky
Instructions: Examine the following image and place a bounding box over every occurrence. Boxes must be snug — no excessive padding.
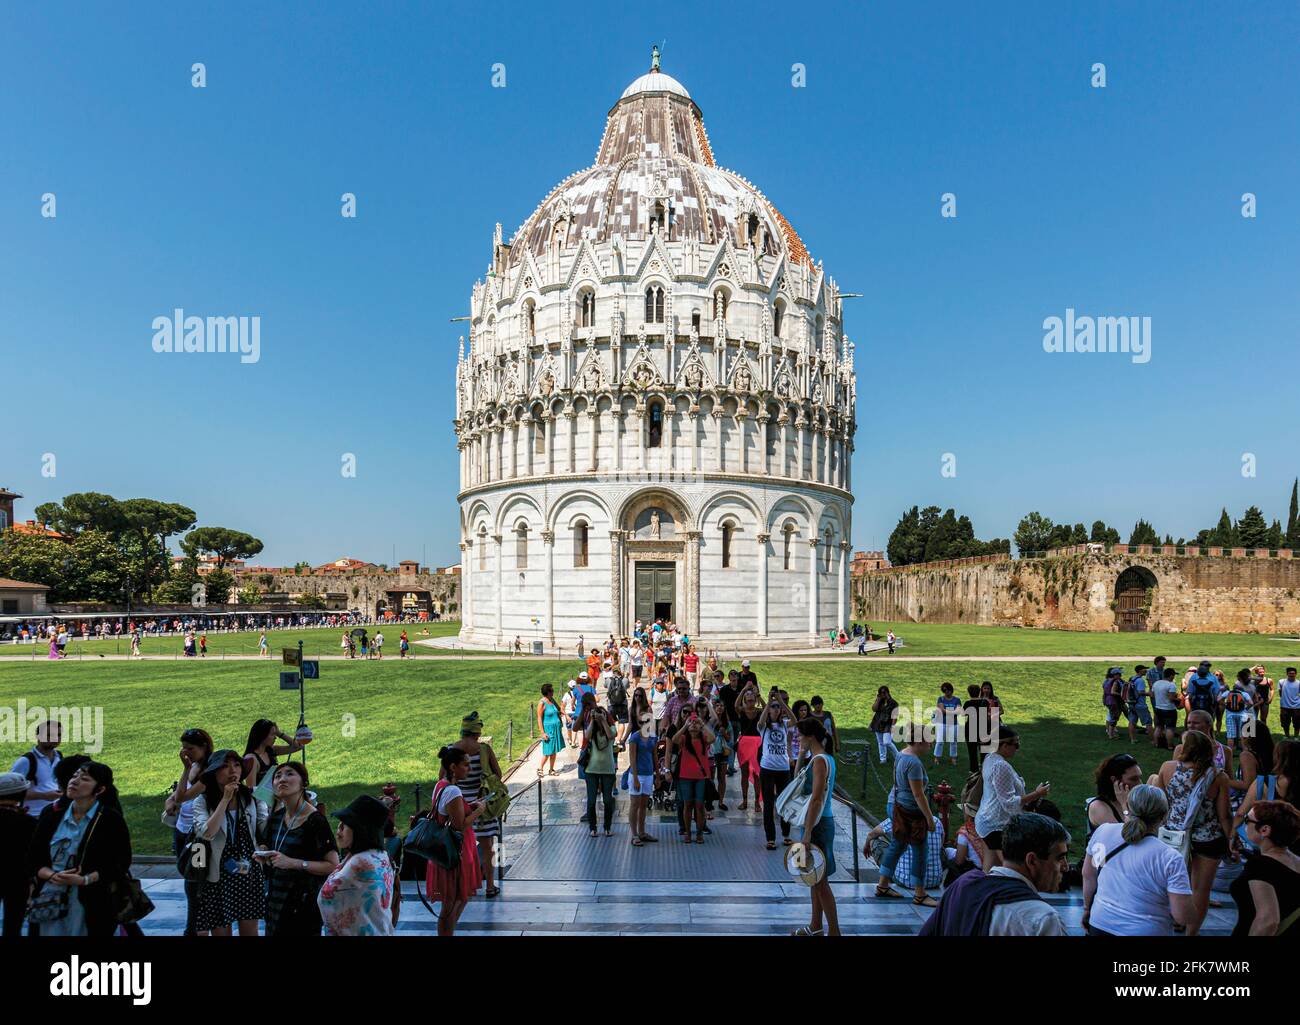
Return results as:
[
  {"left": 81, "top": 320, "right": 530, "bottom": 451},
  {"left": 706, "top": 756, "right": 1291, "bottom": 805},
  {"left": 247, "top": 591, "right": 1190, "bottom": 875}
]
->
[{"left": 3, "top": 1, "right": 1298, "bottom": 566}]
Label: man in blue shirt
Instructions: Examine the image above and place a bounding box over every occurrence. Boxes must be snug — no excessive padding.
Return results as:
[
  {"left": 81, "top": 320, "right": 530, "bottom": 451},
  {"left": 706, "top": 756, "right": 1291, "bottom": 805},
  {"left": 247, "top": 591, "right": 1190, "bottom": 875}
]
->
[
  {"left": 1183, "top": 661, "right": 1219, "bottom": 727},
  {"left": 1146, "top": 656, "right": 1167, "bottom": 689},
  {"left": 1125, "top": 665, "right": 1153, "bottom": 743}
]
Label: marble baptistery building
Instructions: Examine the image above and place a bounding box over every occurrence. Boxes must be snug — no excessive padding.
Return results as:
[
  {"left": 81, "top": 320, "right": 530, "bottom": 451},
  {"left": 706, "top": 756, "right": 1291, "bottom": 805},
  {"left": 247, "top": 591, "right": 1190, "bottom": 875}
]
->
[{"left": 455, "top": 54, "right": 858, "bottom": 650}]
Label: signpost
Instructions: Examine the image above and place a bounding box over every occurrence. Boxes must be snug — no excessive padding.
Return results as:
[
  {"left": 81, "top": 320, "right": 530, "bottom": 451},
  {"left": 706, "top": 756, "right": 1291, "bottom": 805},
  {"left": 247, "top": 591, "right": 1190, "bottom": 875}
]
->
[{"left": 279, "top": 640, "right": 312, "bottom": 765}]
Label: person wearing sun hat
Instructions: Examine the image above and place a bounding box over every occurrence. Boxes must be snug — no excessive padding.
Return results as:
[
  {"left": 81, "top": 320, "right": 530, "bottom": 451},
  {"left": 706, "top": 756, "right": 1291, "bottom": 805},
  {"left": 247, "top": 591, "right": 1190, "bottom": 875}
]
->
[
  {"left": 318, "top": 794, "right": 396, "bottom": 935},
  {"left": 0, "top": 771, "right": 37, "bottom": 935}
]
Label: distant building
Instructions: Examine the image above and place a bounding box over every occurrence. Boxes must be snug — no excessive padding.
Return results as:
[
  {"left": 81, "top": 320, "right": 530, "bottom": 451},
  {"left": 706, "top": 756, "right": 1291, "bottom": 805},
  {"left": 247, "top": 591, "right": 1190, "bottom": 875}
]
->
[
  {"left": 851, "top": 550, "right": 889, "bottom": 575},
  {"left": 0, "top": 578, "right": 50, "bottom": 616},
  {"left": 0, "top": 488, "right": 66, "bottom": 539}
]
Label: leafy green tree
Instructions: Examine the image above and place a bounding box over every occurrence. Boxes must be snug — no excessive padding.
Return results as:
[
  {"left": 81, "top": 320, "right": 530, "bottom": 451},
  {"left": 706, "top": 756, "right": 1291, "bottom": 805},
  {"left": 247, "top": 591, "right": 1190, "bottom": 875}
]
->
[
  {"left": 67, "top": 530, "right": 131, "bottom": 602},
  {"left": 0, "top": 531, "right": 69, "bottom": 597},
  {"left": 182, "top": 527, "right": 264, "bottom": 571},
  {"left": 201, "top": 569, "right": 234, "bottom": 605},
  {"left": 1129, "top": 519, "right": 1160, "bottom": 546},
  {"left": 1014, "top": 512, "right": 1055, "bottom": 556},
  {"left": 1089, "top": 520, "right": 1121, "bottom": 544},
  {"left": 32, "top": 493, "right": 128, "bottom": 536},
  {"left": 1267, "top": 519, "right": 1283, "bottom": 550},
  {"left": 119, "top": 499, "right": 196, "bottom": 596}
]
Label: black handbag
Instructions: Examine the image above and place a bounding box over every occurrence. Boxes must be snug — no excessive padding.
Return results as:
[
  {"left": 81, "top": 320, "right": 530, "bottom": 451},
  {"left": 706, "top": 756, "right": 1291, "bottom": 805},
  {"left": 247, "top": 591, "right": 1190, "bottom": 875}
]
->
[
  {"left": 108, "top": 875, "right": 155, "bottom": 924},
  {"left": 177, "top": 833, "right": 211, "bottom": 882},
  {"left": 403, "top": 783, "right": 462, "bottom": 870}
]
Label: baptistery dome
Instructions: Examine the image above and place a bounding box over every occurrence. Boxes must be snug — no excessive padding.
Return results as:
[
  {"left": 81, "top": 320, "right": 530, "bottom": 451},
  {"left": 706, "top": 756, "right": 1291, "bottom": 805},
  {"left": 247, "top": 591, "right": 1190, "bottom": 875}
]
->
[{"left": 454, "top": 53, "right": 857, "bottom": 651}]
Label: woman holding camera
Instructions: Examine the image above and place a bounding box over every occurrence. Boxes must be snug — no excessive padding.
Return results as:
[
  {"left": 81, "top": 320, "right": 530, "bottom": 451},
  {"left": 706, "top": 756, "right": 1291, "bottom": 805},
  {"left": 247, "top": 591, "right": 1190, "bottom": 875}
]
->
[
  {"left": 669, "top": 701, "right": 715, "bottom": 843},
  {"left": 583, "top": 701, "right": 619, "bottom": 838},
  {"left": 757, "top": 694, "right": 796, "bottom": 849},
  {"left": 192, "top": 748, "right": 268, "bottom": 936},
  {"left": 242, "top": 718, "right": 310, "bottom": 790},
  {"left": 259, "top": 762, "right": 339, "bottom": 936},
  {"left": 735, "top": 684, "right": 764, "bottom": 811},
  {"left": 164, "top": 727, "right": 212, "bottom": 936}
]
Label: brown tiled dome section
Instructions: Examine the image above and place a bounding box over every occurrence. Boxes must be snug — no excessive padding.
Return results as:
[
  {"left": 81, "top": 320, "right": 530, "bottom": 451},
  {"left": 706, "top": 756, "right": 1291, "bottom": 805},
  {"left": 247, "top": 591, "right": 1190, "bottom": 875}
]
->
[{"left": 506, "top": 71, "right": 812, "bottom": 269}]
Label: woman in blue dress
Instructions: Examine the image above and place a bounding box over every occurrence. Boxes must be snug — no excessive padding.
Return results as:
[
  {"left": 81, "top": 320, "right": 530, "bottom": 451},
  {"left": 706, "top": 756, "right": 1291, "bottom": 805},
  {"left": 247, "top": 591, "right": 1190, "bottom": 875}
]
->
[{"left": 537, "top": 684, "right": 565, "bottom": 777}]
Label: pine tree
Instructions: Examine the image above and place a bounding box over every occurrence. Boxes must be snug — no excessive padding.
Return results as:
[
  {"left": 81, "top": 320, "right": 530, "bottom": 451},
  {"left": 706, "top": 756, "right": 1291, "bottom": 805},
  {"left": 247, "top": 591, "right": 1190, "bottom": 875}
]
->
[
  {"left": 1128, "top": 519, "right": 1160, "bottom": 546},
  {"left": 1237, "top": 506, "right": 1269, "bottom": 549}
]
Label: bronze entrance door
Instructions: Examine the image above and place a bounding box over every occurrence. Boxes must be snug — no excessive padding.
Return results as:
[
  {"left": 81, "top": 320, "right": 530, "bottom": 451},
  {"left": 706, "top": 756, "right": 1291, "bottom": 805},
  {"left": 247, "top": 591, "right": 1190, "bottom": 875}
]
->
[{"left": 635, "top": 562, "right": 675, "bottom": 625}]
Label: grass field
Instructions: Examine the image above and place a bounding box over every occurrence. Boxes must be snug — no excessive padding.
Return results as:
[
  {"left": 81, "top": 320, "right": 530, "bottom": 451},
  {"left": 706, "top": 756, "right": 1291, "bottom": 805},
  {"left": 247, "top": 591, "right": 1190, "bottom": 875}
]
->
[
  {"left": 0, "top": 621, "right": 463, "bottom": 659},
  {"left": 852, "top": 621, "right": 1300, "bottom": 657},
  {"left": 0, "top": 653, "right": 1215, "bottom": 856}
]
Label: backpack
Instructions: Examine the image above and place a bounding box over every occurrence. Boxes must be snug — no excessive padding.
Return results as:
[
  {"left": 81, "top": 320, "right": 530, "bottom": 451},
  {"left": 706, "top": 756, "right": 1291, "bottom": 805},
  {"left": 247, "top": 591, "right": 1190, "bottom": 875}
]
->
[
  {"left": 606, "top": 677, "right": 628, "bottom": 708},
  {"left": 1188, "top": 679, "right": 1215, "bottom": 711},
  {"left": 18, "top": 749, "right": 58, "bottom": 785},
  {"left": 959, "top": 769, "right": 984, "bottom": 816},
  {"left": 1223, "top": 689, "right": 1248, "bottom": 713}
]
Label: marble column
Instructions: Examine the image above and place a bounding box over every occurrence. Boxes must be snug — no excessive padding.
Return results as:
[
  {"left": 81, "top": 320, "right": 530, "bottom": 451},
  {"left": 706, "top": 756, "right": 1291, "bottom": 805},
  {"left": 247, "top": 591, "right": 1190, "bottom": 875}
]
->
[
  {"left": 713, "top": 411, "right": 724, "bottom": 472},
  {"left": 781, "top": 418, "right": 792, "bottom": 478},
  {"left": 566, "top": 412, "right": 577, "bottom": 474},
  {"left": 511, "top": 423, "right": 519, "bottom": 479},
  {"left": 685, "top": 530, "right": 702, "bottom": 635},
  {"left": 756, "top": 532, "right": 770, "bottom": 636},
  {"left": 493, "top": 533, "right": 504, "bottom": 644},
  {"left": 807, "top": 537, "right": 820, "bottom": 637},
  {"left": 587, "top": 411, "right": 599, "bottom": 472},
  {"left": 459, "top": 540, "right": 471, "bottom": 632},
  {"left": 736, "top": 414, "right": 749, "bottom": 474},
  {"left": 689, "top": 410, "right": 700, "bottom": 473},
  {"left": 837, "top": 540, "right": 850, "bottom": 630},
  {"left": 637, "top": 408, "right": 648, "bottom": 473},
  {"left": 795, "top": 419, "right": 806, "bottom": 480},
  {"left": 757, "top": 414, "right": 770, "bottom": 476},
  {"left": 609, "top": 529, "right": 623, "bottom": 636},
  {"left": 542, "top": 530, "right": 555, "bottom": 647},
  {"left": 525, "top": 418, "right": 535, "bottom": 477},
  {"left": 613, "top": 407, "right": 623, "bottom": 473}
]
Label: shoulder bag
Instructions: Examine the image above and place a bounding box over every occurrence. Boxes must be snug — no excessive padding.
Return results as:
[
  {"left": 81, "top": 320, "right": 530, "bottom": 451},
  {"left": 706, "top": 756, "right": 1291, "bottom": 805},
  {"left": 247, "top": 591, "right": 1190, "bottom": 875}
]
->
[
  {"left": 404, "top": 781, "right": 463, "bottom": 870},
  {"left": 775, "top": 759, "right": 816, "bottom": 827},
  {"left": 1157, "top": 771, "right": 1210, "bottom": 862}
]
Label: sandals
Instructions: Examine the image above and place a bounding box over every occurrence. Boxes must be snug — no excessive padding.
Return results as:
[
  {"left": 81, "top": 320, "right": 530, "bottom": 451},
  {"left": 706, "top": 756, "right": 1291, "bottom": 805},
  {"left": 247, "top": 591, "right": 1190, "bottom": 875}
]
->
[
  {"left": 694, "top": 835, "right": 704, "bottom": 844},
  {"left": 631, "top": 837, "right": 643, "bottom": 847},
  {"left": 604, "top": 830, "right": 613, "bottom": 837},
  {"left": 912, "top": 895, "right": 939, "bottom": 907},
  {"left": 681, "top": 835, "right": 693, "bottom": 844},
  {"left": 639, "top": 833, "right": 659, "bottom": 843},
  {"left": 874, "top": 886, "right": 902, "bottom": 899},
  {"left": 590, "top": 830, "right": 598, "bottom": 838},
  {"left": 792, "top": 926, "right": 823, "bottom": 936},
  {"left": 484, "top": 886, "right": 500, "bottom": 899},
  {"left": 766, "top": 841, "right": 777, "bottom": 850},
  {"left": 782, "top": 837, "right": 795, "bottom": 846}
]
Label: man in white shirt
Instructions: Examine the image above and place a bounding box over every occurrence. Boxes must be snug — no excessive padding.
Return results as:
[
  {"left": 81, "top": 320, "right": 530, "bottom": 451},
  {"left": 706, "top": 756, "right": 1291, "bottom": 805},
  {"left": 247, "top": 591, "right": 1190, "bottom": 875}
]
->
[
  {"left": 919, "top": 812, "right": 1070, "bottom": 936},
  {"left": 1279, "top": 666, "right": 1300, "bottom": 737},
  {"left": 10, "top": 720, "right": 63, "bottom": 818}
]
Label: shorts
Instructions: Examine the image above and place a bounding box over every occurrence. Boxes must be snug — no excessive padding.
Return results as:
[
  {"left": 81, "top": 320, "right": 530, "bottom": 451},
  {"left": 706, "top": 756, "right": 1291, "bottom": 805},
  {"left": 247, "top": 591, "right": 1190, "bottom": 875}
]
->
[
  {"left": 1154, "top": 708, "right": 1178, "bottom": 729},
  {"left": 629, "top": 774, "right": 655, "bottom": 796},
  {"left": 631, "top": 665, "right": 643, "bottom": 679},
  {"left": 811, "top": 816, "right": 837, "bottom": 878},
  {"left": 1126, "top": 703, "right": 1152, "bottom": 727},
  {"left": 1191, "top": 835, "right": 1229, "bottom": 860},
  {"left": 613, "top": 707, "right": 629, "bottom": 725},
  {"left": 1104, "top": 704, "right": 1120, "bottom": 725},
  {"left": 984, "top": 830, "right": 1004, "bottom": 851},
  {"left": 1224, "top": 711, "right": 1245, "bottom": 739},
  {"left": 676, "top": 778, "right": 706, "bottom": 803}
]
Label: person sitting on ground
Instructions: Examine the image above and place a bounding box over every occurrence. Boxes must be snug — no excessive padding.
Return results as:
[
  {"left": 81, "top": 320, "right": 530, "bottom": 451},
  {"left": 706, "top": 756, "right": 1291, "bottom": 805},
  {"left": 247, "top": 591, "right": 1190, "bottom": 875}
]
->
[{"left": 919, "top": 812, "right": 1071, "bottom": 936}]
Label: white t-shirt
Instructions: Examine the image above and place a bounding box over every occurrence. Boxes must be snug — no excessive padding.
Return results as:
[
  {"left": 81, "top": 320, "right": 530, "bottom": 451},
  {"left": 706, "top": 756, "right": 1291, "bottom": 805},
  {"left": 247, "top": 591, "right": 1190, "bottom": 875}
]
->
[
  {"left": 1087, "top": 823, "right": 1192, "bottom": 936},
  {"left": 1280, "top": 679, "right": 1300, "bottom": 709},
  {"left": 436, "top": 783, "right": 464, "bottom": 816},
  {"left": 760, "top": 721, "right": 793, "bottom": 771},
  {"left": 1152, "top": 680, "right": 1179, "bottom": 711}
]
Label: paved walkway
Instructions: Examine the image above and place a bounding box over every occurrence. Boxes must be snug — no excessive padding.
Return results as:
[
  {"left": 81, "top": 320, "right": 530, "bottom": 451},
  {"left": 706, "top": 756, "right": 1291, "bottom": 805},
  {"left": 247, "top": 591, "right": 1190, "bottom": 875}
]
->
[{"left": 128, "top": 716, "right": 1238, "bottom": 936}]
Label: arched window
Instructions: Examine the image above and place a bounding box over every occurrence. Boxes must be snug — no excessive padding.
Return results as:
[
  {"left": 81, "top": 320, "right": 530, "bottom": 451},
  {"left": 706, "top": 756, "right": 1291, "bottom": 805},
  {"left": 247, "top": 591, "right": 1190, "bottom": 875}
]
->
[
  {"left": 574, "top": 521, "right": 589, "bottom": 568},
  {"left": 512, "top": 523, "right": 527, "bottom": 568},
  {"left": 765, "top": 410, "right": 779, "bottom": 457},
  {"left": 773, "top": 301, "right": 784, "bottom": 339},
  {"left": 746, "top": 213, "right": 760, "bottom": 248},
  {"left": 644, "top": 285, "right": 664, "bottom": 324},
  {"left": 477, "top": 528, "right": 488, "bottom": 571},
  {"left": 577, "top": 290, "right": 596, "bottom": 328},
  {"left": 551, "top": 215, "right": 569, "bottom": 249},
  {"left": 648, "top": 402, "right": 664, "bottom": 448},
  {"left": 714, "top": 289, "right": 728, "bottom": 323},
  {"left": 823, "top": 527, "right": 834, "bottom": 572},
  {"left": 650, "top": 201, "right": 667, "bottom": 234},
  {"left": 524, "top": 300, "right": 536, "bottom": 338},
  {"left": 691, "top": 310, "right": 702, "bottom": 331},
  {"left": 533, "top": 413, "right": 546, "bottom": 455},
  {"left": 782, "top": 521, "right": 796, "bottom": 570},
  {"left": 721, "top": 522, "right": 734, "bottom": 568}
]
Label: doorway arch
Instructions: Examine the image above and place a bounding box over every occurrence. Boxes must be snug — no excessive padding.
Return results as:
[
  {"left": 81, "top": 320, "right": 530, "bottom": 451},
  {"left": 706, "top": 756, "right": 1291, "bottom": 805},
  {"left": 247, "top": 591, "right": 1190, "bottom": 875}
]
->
[{"left": 1114, "top": 566, "right": 1157, "bottom": 632}]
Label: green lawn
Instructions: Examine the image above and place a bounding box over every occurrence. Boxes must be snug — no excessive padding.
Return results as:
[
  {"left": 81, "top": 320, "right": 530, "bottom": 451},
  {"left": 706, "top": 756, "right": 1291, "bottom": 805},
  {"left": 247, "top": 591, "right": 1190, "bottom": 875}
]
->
[
  {"left": 0, "top": 653, "right": 1202, "bottom": 856},
  {"left": 0, "top": 621, "right": 463, "bottom": 659},
  {"left": 853, "top": 621, "right": 1300, "bottom": 657}
]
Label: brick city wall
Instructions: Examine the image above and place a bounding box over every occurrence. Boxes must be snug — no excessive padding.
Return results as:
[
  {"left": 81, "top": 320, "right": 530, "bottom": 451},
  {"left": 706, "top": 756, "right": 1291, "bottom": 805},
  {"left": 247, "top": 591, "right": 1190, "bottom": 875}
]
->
[{"left": 855, "top": 551, "right": 1300, "bottom": 633}]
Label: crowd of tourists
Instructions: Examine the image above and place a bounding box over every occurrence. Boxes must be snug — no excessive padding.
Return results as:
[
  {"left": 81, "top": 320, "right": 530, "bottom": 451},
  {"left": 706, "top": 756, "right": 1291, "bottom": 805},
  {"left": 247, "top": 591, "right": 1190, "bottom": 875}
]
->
[{"left": 3, "top": 629, "right": 1298, "bottom": 939}]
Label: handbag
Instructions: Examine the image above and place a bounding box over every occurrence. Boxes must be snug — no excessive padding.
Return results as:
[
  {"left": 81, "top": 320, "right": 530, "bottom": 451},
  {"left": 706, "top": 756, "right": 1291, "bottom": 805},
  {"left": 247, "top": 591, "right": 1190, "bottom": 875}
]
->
[
  {"left": 403, "top": 782, "right": 463, "bottom": 870},
  {"left": 1158, "top": 771, "right": 1210, "bottom": 862},
  {"left": 890, "top": 797, "right": 931, "bottom": 844},
  {"left": 775, "top": 762, "right": 815, "bottom": 827},
  {"left": 27, "top": 886, "right": 70, "bottom": 924},
  {"left": 108, "top": 876, "right": 155, "bottom": 925}
]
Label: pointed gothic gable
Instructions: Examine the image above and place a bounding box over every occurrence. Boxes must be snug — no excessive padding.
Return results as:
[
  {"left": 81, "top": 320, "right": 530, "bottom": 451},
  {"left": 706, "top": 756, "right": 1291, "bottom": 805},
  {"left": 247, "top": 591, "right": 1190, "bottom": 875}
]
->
[
  {"left": 770, "top": 353, "right": 797, "bottom": 402},
  {"left": 531, "top": 351, "right": 561, "bottom": 402},
  {"left": 510, "top": 249, "right": 547, "bottom": 304},
  {"left": 702, "top": 236, "right": 744, "bottom": 289},
  {"left": 622, "top": 337, "right": 663, "bottom": 391},
  {"left": 564, "top": 237, "right": 606, "bottom": 289},
  {"left": 572, "top": 346, "right": 609, "bottom": 394},
  {"left": 674, "top": 341, "right": 715, "bottom": 392},
  {"left": 631, "top": 231, "right": 677, "bottom": 283},
  {"left": 727, "top": 349, "right": 760, "bottom": 395}
]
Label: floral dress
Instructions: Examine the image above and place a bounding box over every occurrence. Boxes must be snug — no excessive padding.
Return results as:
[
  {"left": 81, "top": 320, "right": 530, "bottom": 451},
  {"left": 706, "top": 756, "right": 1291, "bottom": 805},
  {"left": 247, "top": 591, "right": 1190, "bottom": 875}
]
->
[{"left": 318, "top": 850, "right": 395, "bottom": 935}]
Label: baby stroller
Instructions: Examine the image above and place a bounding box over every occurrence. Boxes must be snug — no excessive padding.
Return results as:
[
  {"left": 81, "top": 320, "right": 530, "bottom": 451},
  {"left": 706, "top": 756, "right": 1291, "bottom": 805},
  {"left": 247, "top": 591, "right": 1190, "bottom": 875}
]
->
[{"left": 650, "top": 769, "right": 677, "bottom": 813}]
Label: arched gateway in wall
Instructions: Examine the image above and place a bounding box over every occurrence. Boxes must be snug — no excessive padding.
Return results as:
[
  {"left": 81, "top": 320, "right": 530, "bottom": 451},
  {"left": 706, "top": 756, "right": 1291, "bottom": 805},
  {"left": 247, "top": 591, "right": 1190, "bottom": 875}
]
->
[{"left": 453, "top": 56, "right": 857, "bottom": 650}]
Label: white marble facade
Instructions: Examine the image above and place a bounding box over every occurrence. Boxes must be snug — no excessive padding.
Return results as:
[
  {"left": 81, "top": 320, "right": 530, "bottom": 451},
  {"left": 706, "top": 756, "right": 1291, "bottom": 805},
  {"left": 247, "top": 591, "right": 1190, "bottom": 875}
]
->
[{"left": 455, "top": 56, "right": 856, "bottom": 649}]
